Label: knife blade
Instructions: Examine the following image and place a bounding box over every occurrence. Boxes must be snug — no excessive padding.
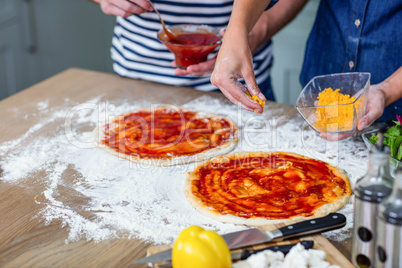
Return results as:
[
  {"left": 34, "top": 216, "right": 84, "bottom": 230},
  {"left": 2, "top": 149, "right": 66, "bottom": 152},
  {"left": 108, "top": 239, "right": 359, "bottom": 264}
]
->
[
  {"left": 133, "top": 212, "right": 345, "bottom": 264},
  {"left": 157, "top": 240, "right": 315, "bottom": 267}
]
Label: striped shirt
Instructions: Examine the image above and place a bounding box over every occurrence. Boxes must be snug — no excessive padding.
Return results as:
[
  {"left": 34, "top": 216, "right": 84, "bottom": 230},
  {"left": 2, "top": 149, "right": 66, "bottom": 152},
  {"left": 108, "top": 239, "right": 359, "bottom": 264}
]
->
[{"left": 111, "top": 0, "right": 273, "bottom": 91}]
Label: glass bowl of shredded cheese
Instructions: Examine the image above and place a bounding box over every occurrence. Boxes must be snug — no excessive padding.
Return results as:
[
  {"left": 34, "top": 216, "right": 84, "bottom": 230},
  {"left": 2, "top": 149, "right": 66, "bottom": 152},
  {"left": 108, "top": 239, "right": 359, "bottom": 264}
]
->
[{"left": 295, "top": 72, "right": 370, "bottom": 133}]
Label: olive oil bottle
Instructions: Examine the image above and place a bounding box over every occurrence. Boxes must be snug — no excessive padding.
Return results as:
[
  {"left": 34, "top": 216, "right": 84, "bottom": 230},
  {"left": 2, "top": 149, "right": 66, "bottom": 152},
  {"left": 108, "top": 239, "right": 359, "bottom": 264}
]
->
[{"left": 351, "top": 130, "right": 393, "bottom": 268}]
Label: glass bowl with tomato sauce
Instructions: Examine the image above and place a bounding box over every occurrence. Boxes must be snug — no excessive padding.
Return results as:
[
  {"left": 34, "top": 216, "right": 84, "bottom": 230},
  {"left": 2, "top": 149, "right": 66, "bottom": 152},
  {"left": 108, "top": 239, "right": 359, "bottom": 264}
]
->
[{"left": 157, "top": 24, "right": 222, "bottom": 69}]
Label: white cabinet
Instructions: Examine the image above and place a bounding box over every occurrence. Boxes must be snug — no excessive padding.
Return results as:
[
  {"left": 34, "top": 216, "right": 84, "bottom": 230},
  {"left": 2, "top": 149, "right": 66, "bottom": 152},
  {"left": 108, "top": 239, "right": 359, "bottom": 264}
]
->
[
  {"left": 0, "top": 0, "right": 35, "bottom": 99},
  {"left": 0, "top": 25, "right": 22, "bottom": 100},
  {"left": 0, "top": 0, "right": 116, "bottom": 100},
  {"left": 31, "top": 0, "right": 115, "bottom": 81}
]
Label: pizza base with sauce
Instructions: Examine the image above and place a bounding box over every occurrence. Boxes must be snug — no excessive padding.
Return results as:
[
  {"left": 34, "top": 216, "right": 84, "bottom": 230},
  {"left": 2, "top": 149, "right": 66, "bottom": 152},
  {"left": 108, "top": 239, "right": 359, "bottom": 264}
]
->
[
  {"left": 185, "top": 151, "right": 351, "bottom": 225},
  {"left": 92, "top": 107, "right": 239, "bottom": 166}
]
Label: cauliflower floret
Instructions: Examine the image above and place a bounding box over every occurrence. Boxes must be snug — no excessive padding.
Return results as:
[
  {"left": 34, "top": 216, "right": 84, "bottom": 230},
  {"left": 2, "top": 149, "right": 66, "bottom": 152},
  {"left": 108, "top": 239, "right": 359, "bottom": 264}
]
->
[
  {"left": 283, "top": 243, "right": 309, "bottom": 268},
  {"left": 307, "top": 249, "right": 326, "bottom": 266},
  {"left": 232, "top": 250, "right": 284, "bottom": 268},
  {"left": 263, "top": 251, "right": 285, "bottom": 266},
  {"left": 232, "top": 243, "right": 341, "bottom": 268}
]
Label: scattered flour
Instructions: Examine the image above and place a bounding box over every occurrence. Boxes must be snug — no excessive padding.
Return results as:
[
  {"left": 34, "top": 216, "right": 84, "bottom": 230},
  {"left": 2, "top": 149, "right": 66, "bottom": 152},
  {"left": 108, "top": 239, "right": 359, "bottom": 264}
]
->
[
  {"left": 0, "top": 95, "right": 368, "bottom": 244},
  {"left": 37, "top": 100, "right": 49, "bottom": 110}
]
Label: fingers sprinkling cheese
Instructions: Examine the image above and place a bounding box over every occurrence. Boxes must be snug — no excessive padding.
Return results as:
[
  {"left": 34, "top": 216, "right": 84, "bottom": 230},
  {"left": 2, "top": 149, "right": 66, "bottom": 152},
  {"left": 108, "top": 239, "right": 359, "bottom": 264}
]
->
[{"left": 246, "top": 91, "right": 266, "bottom": 112}]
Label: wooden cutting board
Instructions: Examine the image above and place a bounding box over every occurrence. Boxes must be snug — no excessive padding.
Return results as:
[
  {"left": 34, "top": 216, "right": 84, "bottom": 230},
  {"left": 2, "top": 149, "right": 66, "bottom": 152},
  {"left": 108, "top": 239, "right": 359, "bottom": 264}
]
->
[{"left": 147, "top": 233, "right": 354, "bottom": 267}]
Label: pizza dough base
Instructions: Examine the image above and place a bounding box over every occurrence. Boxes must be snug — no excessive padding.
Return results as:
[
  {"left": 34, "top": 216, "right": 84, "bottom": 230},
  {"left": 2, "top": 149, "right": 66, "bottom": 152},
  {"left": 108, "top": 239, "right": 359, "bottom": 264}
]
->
[
  {"left": 92, "top": 108, "right": 239, "bottom": 166},
  {"left": 185, "top": 151, "right": 351, "bottom": 226}
]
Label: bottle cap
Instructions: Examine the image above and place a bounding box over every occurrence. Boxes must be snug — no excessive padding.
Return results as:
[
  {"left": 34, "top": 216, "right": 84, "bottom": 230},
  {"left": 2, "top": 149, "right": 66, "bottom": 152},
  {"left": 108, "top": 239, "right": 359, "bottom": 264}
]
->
[{"left": 376, "top": 123, "right": 388, "bottom": 152}]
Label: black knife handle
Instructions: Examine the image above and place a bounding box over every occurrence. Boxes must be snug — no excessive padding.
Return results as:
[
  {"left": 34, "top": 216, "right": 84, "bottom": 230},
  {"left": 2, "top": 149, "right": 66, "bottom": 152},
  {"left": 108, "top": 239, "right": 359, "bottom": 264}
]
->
[
  {"left": 278, "top": 213, "right": 346, "bottom": 240},
  {"left": 240, "top": 240, "right": 314, "bottom": 260}
]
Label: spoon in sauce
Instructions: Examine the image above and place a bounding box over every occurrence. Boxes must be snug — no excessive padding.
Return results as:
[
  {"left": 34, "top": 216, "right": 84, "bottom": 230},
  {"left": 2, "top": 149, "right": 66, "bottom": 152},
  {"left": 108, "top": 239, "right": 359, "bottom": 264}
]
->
[{"left": 148, "top": 1, "right": 183, "bottom": 44}]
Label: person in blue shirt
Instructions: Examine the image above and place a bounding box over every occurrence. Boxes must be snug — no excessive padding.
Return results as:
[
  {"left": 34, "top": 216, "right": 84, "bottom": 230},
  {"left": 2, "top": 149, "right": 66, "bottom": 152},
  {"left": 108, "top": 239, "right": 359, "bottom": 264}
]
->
[{"left": 211, "top": 0, "right": 402, "bottom": 140}]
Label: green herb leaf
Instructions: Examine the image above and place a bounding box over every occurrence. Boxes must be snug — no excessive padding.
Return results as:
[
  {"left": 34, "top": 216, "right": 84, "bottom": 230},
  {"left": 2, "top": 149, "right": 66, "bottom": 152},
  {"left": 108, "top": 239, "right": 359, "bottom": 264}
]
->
[
  {"left": 369, "top": 135, "right": 378, "bottom": 145},
  {"left": 387, "top": 126, "right": 401, "bottom": 138},
  {"left": 390, "top": 136, "right": 402, "bottom": 158},
  {"left": 368, "top": 115, "right": 402, "bottom": 160},
  {"left": 397, "top": 143, "right": 402, "bottom": 161}
]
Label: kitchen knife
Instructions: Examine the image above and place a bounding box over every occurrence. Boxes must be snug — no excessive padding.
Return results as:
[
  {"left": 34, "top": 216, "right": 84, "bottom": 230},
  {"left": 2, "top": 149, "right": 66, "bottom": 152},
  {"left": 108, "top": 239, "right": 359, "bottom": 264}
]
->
[
  {"left": 133, "top": 212, "right": 345, "bottom": 264},
  {"left": 157, "top": 240, "right": 315, "bottom": 267}
]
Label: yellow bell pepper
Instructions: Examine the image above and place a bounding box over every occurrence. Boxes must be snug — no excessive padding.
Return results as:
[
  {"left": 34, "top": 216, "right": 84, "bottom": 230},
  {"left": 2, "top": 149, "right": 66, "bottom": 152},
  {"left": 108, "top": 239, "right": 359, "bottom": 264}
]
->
[{"left": 172, "top": 225, "right": 232, "bottom": 268}]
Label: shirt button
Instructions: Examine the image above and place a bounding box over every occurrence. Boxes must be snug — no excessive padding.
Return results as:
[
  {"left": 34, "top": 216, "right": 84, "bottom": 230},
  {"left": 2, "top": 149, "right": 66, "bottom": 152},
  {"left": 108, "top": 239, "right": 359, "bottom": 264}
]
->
[
  {"left": 349, "top": 61, "right": 355, "bottom": 69},
  {"left": 355, "top": 19, "right": 361, "bottom": 28}
]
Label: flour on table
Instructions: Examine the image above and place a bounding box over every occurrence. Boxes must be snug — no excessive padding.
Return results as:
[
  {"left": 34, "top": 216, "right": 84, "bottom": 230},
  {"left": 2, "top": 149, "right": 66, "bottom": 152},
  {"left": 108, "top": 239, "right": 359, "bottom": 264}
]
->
[
  {"left": 37, "top": 100, "right": 49, "bottom": 110},
  {"left": 0, "top": 95, "right": 368, "bottom": 244}
]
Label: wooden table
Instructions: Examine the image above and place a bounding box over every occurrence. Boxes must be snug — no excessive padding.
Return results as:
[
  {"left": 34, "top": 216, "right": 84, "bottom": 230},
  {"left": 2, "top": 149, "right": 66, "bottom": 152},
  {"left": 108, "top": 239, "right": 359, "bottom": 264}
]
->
[{"left": 0, "top": 68, "right": 352, "bottom": 267}]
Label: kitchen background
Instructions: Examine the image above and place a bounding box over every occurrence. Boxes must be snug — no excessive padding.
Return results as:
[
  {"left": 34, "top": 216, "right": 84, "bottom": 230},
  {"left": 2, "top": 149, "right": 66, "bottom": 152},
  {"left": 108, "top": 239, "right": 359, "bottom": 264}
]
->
[{"left": 0, "top": 0, "right": 319, "bottom": 104}]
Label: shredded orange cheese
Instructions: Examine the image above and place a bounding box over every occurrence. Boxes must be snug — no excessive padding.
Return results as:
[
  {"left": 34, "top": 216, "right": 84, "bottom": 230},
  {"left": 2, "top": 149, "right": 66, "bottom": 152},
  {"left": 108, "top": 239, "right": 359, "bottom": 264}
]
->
[
  {"left": 315, "top": 87, "right": 360, "bottom": 132},
  {"left": 246, "top": 91, "right": 265, "bottom": 113}
]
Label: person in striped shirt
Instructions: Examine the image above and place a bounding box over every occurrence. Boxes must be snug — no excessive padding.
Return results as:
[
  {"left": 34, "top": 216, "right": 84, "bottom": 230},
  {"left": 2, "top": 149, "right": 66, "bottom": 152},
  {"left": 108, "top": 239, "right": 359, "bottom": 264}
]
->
[{"left": 92, "top": 0, "right": 306, "bottom": 113}]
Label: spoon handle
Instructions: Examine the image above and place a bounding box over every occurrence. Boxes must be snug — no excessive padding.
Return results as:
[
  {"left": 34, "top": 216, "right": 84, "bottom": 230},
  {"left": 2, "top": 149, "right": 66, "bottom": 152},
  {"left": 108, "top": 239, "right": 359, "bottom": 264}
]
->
[{"left": 147, "top": 0, "right": 183, "bottom": 44}]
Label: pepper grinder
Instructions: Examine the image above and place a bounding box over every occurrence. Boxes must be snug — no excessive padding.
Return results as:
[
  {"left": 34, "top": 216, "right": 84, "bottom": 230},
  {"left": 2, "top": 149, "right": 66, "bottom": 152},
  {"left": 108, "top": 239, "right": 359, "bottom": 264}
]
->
[
  {"left": 351, "top": 128, "right": 393, "bottom": 268},
  {"left": 376, "top": 168, "right": 402, "bottom": 267}
]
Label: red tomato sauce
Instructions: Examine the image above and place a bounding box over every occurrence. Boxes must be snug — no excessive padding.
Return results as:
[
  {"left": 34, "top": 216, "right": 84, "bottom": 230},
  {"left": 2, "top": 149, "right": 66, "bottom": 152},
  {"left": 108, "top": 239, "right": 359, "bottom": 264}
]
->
[
  {"left": 192, "top": 153, "right": 349, "bottom": 219},
  {"left": 100, "top": 108, "right": 235, "bottom": 159},
  {"left": 169, "top": 33, "right": 220, "bottom": 45},
  {"left": 162, "top": 32, "right": 221, "bottom": 68}
]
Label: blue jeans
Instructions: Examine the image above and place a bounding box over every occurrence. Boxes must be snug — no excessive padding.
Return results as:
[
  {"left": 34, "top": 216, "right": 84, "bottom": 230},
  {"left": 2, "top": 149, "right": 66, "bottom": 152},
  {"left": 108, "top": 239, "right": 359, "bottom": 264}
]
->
[
  {"left": 378, "top": 100, "right": 402, "bottom": 122},
  {"left": 259, "top": 76, "right": 276, "bottom": 102}
]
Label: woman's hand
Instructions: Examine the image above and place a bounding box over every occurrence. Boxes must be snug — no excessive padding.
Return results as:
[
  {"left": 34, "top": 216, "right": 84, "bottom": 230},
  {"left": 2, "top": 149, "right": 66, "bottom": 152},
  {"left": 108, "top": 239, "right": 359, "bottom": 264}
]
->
[
  {"left": 210, "top": 28, "right": 265, "bottom": 113},
  {"left": 173, "top": 57, "right": 217, "bottom": 77},
  {"left": 320, "top": 84, "right": 386, "bottom": 141},
  {"left": 95, "top": 0, "right": 153, "bottom": 17}
]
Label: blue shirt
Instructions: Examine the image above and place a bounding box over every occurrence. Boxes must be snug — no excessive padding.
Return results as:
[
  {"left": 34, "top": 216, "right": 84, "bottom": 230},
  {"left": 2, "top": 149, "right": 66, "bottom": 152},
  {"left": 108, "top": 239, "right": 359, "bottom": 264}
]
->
[{"left": 300, "top": 0, "right": 402, "bottom": 122}]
